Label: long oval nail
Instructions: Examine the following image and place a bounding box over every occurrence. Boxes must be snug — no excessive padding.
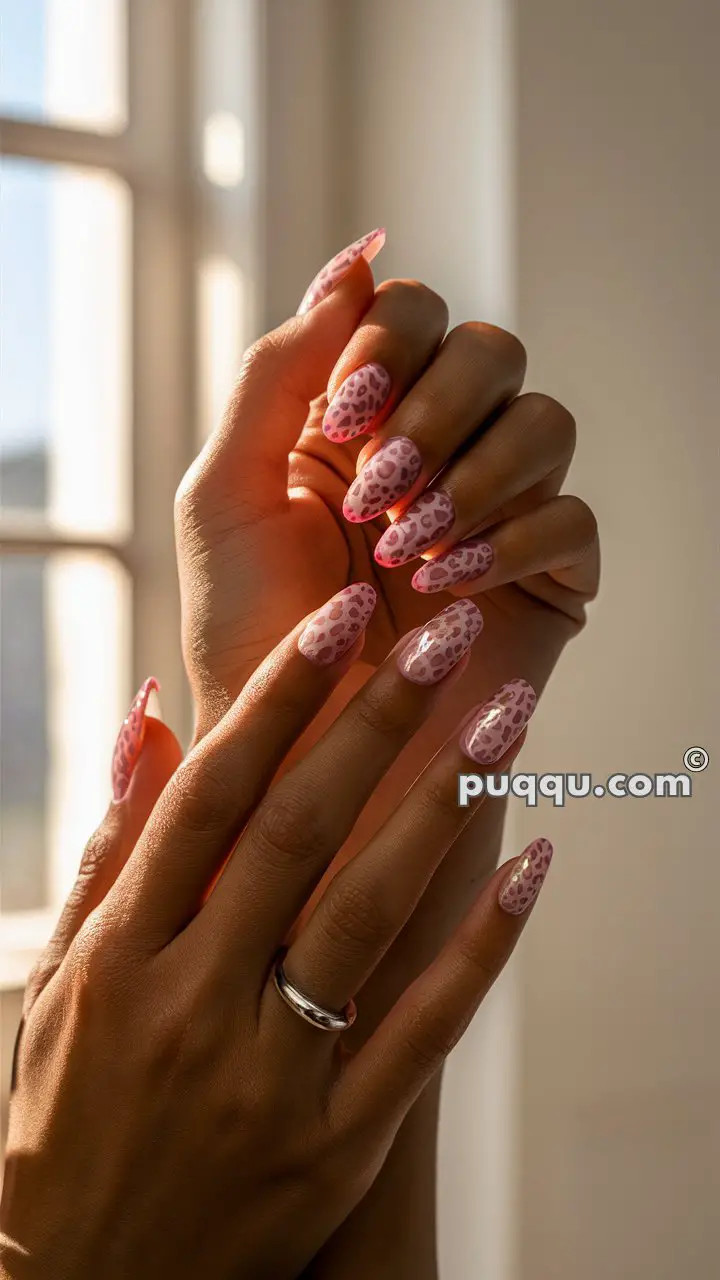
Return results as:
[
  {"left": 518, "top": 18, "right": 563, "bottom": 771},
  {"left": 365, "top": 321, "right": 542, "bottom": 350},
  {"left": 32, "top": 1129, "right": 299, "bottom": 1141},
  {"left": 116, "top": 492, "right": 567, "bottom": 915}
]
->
[
  {"left": 397, "top": 599, "right": 483, "bottom": 685},
  {"left": 297, "top": 228, "right": 386, "bottom": 315},
  {"left": 343, "top": 436, "right": 422, "bottom": 523},
  {"left": 374, "top": 491, "right": 455, "bottom": 568},
  {"left": 461, "top": 679, "right": 536, "bottom": 764},
  {"left": 323, "top": 363, "right": 392, "bottom": 443},
  {"left": 412, "top": 537, "right": 494, "bottom": 594},
  {"left": 298, "top": 583, "right": 376, "bottom": 665},
  {"left": 112, "top": 677, "right": 160, "bottom": 802},
  {"left": 499, "top": 838, "right": 553, "bottom": 915}
]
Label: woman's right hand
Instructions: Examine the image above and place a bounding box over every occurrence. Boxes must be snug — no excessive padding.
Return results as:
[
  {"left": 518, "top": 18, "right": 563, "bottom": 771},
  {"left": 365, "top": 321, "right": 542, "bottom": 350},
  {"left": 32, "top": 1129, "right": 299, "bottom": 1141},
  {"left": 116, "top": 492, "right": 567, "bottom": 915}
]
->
[{"left": 1, "top": 585, "right": 551, "bottom": 1280}]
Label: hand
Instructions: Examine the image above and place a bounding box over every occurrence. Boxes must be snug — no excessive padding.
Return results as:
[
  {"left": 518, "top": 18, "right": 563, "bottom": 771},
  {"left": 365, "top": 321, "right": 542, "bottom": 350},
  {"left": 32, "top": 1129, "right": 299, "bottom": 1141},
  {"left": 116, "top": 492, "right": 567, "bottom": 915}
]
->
[
  {"left": 1, "top": 589, "right": 551, "bottom": 1280},
  {"left": 176, "top": 230, "right": 599, "bottom": 746}
]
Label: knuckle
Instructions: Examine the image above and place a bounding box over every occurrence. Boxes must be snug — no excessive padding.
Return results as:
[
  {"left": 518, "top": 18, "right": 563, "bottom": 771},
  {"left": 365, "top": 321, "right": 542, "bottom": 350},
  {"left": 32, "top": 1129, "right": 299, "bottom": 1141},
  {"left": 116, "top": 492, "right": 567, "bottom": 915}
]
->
[
  {"left": 250, "top": 786, "right": 331, "bottom": 872},
  {"left": 418, "top": 772, "right": 466, "bottom": 827},
  {"left": 168, "top": 753, "right": 236, "bottom": 837},
  {"left": 557, "top": 494, "right": 599, "bottom": 550},
  {"left": 517, "top": 392, "right": 577, "bottom": 451},
  {"left": 450, "top": 321, "right": 527, "bottom": 379},
  {"left": 318, "top": 874, "right": 393, "bottom": 958},
  {"left": 378, "top": 278, "right": 450, "bottom": 329},
  {"left": 403, "top": 1017, "right": 453, "bottom": 1075},
  {"left": 353, "top": 685, "right": 416, "bottom": 745}
]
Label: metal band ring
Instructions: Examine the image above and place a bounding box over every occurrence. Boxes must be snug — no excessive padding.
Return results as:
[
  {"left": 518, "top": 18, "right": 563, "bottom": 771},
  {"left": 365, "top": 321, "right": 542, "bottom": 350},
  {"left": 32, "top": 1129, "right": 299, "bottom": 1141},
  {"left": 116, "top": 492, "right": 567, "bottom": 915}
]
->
[{"left": 272, "top": 954, "right": 357, "bottom": 1033}]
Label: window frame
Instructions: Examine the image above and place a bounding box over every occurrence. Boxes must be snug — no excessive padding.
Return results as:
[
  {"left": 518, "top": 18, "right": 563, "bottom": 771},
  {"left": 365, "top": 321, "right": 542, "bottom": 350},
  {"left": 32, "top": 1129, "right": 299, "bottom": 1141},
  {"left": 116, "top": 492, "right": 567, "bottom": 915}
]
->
[{"left": 0, "top": 0, "right": 258, "bottom": 987}]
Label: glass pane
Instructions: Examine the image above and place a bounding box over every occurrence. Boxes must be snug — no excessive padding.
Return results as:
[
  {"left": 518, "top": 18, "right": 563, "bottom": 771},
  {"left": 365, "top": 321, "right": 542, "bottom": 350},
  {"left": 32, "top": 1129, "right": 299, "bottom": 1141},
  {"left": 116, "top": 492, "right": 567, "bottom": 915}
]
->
[
  {"left": 0, "top": 0, "right": 127, "bottom": 132},
  {"left": 0, "top": 551, "right": 130, "bottom": 913},
  {"left": 0, "top": 157, "right": 131, "bottom": 536}
]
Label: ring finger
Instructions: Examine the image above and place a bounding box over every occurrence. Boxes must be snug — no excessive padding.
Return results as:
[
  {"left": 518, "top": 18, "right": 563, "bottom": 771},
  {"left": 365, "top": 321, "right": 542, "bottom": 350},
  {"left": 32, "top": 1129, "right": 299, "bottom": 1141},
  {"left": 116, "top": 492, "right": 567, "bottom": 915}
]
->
[
  {"left": 341, "top": 321, "right": 527, "bottom": 524},
  {"left": 372, "top": 391, "right": 577, "bottom": 569}
]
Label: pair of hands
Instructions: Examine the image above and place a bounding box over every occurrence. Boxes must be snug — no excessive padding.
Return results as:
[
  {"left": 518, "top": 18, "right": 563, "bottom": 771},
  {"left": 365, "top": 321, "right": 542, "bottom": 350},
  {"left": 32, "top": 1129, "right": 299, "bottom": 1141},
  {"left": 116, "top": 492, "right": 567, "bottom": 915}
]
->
[{"left": 1, "top": 230, "right": 599, "bottom": 1278}]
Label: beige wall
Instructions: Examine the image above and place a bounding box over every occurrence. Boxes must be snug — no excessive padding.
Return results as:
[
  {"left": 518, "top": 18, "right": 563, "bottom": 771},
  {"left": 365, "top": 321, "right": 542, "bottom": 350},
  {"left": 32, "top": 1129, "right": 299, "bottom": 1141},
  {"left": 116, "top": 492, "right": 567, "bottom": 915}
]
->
[{"left": 309, "top": 0, "right": 719, "bottom": 1275}]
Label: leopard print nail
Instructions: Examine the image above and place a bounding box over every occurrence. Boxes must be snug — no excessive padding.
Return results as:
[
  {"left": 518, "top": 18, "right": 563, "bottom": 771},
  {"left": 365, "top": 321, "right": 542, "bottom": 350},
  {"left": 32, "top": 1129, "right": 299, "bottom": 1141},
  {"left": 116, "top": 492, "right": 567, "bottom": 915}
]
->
[
  {"left": 499, "top": 838, "right": 553, "bottom": 915},
  {"left": 298, "top": 583, "right": 376, "bottom": 665},
  {"left": 323, "top": 363, "right": 392, "bottom": 443},
  {"left": 342, "top": 437, "right": 422, "bottom": 523},
  {"left": 374, "top": 490, "right": 455, "bottom": 568},
  {"left": 397, "top": 599, "right": 483, "bottom": 685},
  {"left": 412, "top": 537, "right": 494, "bottom": 593},
  {"left": 111, "top": 677, "right": 160, "bottom": 802},
  {"left": 461, "top": 678, "right": 537, "bottom": 764},
  {"left": 297, "top": 228, "right": 386, "bottom": 315}
]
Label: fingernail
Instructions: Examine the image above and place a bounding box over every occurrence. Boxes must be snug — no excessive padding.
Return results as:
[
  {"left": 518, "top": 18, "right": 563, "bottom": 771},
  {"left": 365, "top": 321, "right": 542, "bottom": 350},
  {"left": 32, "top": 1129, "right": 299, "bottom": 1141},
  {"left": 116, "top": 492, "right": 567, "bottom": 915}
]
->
[
  {"left": 323, "top": 363, "right": 392, "bottom": 443},
  {"left": 374, "top": 491, "right": 455, "bottom": 568},
  {"left": 412, "top": 537, "right": 494, "bottom": 594},
  {"left": 461, "top": 678, "right": 537, "bottom": 764},
  {"left": 397, "top": 599, "right": 483, "bottom": 685},
  {"left": 499, "top": 837, "right": 553, "bottom": 915},
  {"left": 298, "top": 583, "right": 376, "bottom": 665},
  {"left": 297, "top": 228, "right": 386, "bottom": 315},
  {"left": 342, "top": 437, "right": 422, "bottom": 523},
  {"left": 112, "top": 677, "right": 160, "bottom": 802}
]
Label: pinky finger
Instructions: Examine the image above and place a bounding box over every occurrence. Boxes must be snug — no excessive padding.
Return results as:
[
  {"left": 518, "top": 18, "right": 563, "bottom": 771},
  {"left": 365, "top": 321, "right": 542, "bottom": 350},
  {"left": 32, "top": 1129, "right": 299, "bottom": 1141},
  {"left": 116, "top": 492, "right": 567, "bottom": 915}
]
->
[
  {"left": 413, "top": 494, "right": 599, "bottom": 601},
  {"left": 344, "top": 838, "right": 553, "bottom": 1130}
]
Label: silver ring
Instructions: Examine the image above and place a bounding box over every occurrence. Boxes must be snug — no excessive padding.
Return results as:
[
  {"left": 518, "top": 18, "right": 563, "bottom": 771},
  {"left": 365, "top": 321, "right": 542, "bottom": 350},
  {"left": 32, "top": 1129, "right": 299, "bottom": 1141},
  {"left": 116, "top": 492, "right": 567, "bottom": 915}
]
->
[{"left": 272, "top": 953, "right": 357, "bottom": 1033}]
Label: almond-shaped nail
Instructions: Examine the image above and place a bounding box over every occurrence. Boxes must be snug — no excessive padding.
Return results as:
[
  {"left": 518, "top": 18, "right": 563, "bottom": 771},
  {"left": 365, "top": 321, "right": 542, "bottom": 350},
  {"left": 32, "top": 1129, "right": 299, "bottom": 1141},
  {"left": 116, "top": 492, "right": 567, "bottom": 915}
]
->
[
  {"left": 112, "top": 677, "right": 160, "bottom": 802},
  {"left": 297, "top": 228, "right": 386, "bottom": 315},
  {"left": 499, "top": 838, "right": 553, "bottom": 915},
  {"left": 298, "top": 583, "right": 376, "bottom": 665},
  {"left": 412, "top": 537, "right": 494, "bottom": 594},
  {"left": 397, "top": 599, "right": 483, "bottom": 684},
  {"left": 323, "top": 363, "right": 392, "bottom": 443},
  {"left": 461, "top": 678, "right": 537, "bottom": 764},
  {"left": 343, "top": 436, "right": 422, "bottom": 523},
  {"left": 374, "top": 491, "right": 455, "bottom": 568}
]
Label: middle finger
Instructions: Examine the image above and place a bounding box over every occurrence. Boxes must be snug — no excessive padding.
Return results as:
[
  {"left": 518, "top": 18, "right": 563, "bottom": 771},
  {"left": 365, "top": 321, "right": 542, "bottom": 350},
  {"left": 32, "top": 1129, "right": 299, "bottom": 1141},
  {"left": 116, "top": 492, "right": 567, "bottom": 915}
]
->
[{"left": 342, "top": 321, "right": 527, "bottom": 526}]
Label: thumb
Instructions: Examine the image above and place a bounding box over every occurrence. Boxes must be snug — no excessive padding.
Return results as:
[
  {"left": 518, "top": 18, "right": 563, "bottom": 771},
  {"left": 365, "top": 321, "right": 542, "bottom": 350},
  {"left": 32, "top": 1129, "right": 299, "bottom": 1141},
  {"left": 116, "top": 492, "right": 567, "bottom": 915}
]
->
[
  {"left": 24, "top": 682, "right": 183, "bottom": 1010},
  {"left": 184, "top": 228, "right": 385, "bottom": 514}
]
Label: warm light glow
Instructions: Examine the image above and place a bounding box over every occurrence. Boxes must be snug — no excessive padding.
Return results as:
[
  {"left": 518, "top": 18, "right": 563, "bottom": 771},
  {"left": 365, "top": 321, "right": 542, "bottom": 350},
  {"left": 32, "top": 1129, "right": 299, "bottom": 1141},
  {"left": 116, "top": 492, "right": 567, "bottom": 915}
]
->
[
  {"left": 47, "top": 165, "right": 131, "bottom": 537},
  {"left": 46, "top": 0, "right": 127, "bottom": 132},
  {"left": 202, "top": 111, "right": 246, "bottom": 189},
  {"left": 198, "top": 255, "right": 246, "bottom": 441},
  {"left": 46, "top": 553, "right": 130, "bottom": 905}
]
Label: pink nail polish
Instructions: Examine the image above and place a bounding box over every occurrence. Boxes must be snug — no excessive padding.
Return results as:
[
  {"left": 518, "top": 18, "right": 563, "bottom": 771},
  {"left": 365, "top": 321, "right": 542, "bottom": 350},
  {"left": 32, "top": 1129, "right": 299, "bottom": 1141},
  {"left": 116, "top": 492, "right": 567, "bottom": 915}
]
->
[
  {"left": 412, "top": 537, "right": 494, "bottom": 594},
  {"left": 461, "top": 678, "right": 536, "bottom": 764},
  {"left": 397, "top": 599, "right": 483, "bottom": 685},
  {"left": 342, "top": 437, "right": 422, "bottom": 524},
  {"left": 112, "top": 677, "right": 160, "bottom": 802},
  {"left": 499, "top": 838, "right": 553, "bottom": 915},
  {"left": 374, "top": 491, "right": 455, "bottom": 568},
  {"left": 298, "top": 583, "right": 376, "bottom": 665},
  {"left": 297, "top": 228, "right": 386, "bottom": 315},
  {"left": 323, "top": 363, "right": 392, "bottom": 443}
]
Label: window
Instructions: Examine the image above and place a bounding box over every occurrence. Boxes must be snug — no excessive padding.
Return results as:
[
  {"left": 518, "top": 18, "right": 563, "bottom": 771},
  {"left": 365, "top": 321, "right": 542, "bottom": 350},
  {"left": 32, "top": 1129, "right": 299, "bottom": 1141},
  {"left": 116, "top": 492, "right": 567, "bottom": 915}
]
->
[{"left": 0, "top": 1, "right": 256, "bottom": 1000}]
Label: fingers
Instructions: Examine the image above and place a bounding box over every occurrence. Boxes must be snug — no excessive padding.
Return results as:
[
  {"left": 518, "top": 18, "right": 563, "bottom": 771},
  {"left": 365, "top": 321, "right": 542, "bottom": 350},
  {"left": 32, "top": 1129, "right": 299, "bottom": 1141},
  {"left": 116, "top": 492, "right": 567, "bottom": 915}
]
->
[
  {"left": 373, "top": 392, "right": 575, "bottom": 569},
  {"left": 321, "top": 280, "right": 449, "bottom": 443},
  {"left": 276, "top": 683, "right": 535, "bottom": 1019},
  {"left": 101, "top": 585, "right": 378, "bottom": 949},
  {"left": 341, "top": 322, "right": 527, "bottom": 525},
  {"left": 344, "top": 838, "right": 553, "bottom": 1130},
  {"left": 177, "top": 229, "right": 384, "bottom": 519},
  {"left": 413, "top": 495, "right": 600, "bottom": 601},
  {"left": 24, "top": 711, "right": 182, "bottom": 1011},
  {"left": 200, "top": 598, "right": 486, "bottom": 957}
]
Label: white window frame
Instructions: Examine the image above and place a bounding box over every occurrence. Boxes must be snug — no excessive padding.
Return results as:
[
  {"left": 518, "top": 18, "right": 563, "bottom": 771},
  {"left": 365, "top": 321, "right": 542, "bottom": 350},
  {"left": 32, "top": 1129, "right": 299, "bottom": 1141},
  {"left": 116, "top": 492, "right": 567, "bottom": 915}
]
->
[{"left": 0, "top": 0, "right": 262, "bottom": 988}]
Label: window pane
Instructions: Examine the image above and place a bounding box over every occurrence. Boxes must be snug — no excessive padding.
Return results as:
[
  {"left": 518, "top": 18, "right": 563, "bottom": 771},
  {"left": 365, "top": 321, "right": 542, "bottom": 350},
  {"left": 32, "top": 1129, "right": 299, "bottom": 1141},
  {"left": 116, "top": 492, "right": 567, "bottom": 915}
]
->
[
  {"left": 0, "top": 0, "right": 126, "bottom": 132},
  {"left": 0, "top": 157, "right": 131, "bottom": 536},
  {"left": 0, "top": 551, "right": 130, "bottom": 913}
]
